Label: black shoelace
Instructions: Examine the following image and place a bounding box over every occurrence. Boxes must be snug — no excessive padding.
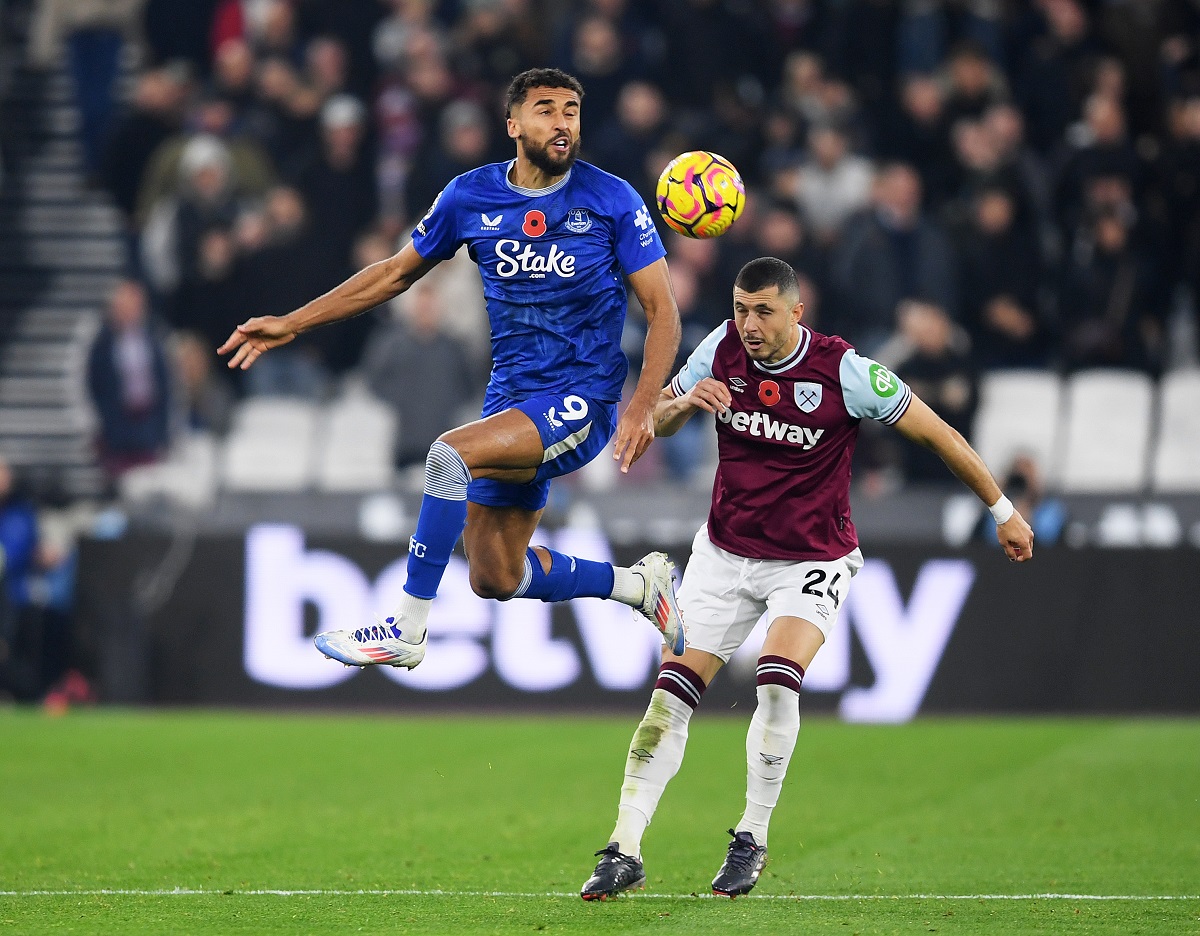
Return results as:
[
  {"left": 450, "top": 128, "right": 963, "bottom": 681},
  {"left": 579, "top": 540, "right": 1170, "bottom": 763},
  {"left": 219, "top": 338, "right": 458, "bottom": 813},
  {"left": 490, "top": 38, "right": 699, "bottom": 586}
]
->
[{"left": 723, "top": 829, "right": 760, "bottom": 874}]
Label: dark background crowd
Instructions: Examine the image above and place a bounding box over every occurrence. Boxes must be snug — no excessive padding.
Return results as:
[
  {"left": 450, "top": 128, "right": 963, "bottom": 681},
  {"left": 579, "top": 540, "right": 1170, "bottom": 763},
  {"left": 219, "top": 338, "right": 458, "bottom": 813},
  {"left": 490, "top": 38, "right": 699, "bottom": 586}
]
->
[
  {"left": 5, "top": 0, "right": 1200, "bottom": 705},
  {"left": 21, "top": 0, "right": 1200, "bottom": 488}
]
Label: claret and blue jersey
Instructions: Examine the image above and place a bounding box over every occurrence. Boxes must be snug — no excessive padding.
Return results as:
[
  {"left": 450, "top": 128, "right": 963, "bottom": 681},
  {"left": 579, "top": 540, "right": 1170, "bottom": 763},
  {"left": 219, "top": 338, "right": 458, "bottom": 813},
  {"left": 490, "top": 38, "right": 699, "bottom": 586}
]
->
[{"left": 410, "top": 159, "right": 667, "bottom": 405}]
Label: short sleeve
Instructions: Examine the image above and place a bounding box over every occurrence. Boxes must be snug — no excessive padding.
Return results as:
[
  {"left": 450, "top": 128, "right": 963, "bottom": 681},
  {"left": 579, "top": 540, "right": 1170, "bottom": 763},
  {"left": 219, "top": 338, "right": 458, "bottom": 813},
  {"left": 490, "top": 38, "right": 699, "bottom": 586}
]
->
[
  {"left": 613, "top": 179, "right": 667, "bottom": 275},
  {"left": 839, "top": 349, "right": 913, "bottom": 424},
  {"left": 410, "top": 178, "right": 462, "bottom": 261},
  {"left": 669, "top": 324, "right": 726, "bottom": 397}
]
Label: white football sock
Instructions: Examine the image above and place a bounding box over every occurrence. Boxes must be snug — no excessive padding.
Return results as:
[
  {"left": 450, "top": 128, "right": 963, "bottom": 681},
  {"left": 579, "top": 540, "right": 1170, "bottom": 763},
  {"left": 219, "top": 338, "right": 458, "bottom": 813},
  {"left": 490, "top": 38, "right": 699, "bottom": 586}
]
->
[
  {"left": 390, "top": 590, "right": 431, "bottom": 637},
  {"left": 610, "top": 688, "right": 694, "bottom": 857},
  {"left": 737, "top": 682, "right": 800, "bottom": 846},
  {"left": 609, "top": 565, "right": 646, "bottom": 608}
]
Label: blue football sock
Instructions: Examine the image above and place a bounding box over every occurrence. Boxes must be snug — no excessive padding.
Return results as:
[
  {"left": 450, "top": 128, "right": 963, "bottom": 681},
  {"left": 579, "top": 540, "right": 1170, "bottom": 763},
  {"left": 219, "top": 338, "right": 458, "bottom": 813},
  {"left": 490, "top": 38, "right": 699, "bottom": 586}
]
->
[
  {"left": 512, "top": 547, "right": 615, "bottom": 602},
  {"left": 404, "top": 441, "right": 471, "bottom": 600}
]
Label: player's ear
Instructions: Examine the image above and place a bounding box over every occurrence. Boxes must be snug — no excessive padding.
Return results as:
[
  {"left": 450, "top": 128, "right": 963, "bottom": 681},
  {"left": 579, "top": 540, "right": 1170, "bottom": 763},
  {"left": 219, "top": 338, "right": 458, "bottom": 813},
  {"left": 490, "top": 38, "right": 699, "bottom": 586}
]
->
[
  {"left": 506, "top": 116, "right": 519, "bottom": 140},
  {"left": 793, "top": 302, "right": 804, "bottom": 323}
]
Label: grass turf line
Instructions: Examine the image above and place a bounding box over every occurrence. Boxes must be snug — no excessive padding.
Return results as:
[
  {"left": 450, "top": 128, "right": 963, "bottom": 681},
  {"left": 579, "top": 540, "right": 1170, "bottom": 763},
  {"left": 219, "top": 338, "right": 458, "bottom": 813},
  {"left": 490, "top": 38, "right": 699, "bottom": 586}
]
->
[{"left": 0, "top": 710, "right": 1197, "bottom": 934}]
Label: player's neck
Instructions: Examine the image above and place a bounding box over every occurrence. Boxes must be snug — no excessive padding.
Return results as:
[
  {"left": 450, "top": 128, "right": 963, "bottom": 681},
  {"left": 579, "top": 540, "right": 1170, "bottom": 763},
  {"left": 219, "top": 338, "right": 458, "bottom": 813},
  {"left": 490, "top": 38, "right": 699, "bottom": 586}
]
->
[{"left": 509, "top": 156, "right": 566, "bottom": 191}]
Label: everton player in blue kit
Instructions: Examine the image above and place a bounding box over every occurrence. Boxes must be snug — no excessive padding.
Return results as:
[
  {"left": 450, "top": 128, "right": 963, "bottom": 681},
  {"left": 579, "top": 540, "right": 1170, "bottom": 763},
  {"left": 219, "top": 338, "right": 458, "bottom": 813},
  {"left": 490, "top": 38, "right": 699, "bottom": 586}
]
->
[{"left": 219, "top": 68, "right": 687, "bottom": 668}]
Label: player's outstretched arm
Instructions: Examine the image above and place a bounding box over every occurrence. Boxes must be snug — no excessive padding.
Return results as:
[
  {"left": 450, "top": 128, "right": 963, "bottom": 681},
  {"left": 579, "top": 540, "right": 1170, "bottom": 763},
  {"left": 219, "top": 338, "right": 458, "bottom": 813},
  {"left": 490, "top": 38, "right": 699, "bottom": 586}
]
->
[
  {"left": 218, "top": 241, "right": 440, "bottom": 370},
  {"left": 615, "top": 258, "right": 682, "bottom": 471},
  {"left": 893, "top": 394, "right": 1035, "bottom": 562},
  {"left": 653, "top": 378, "right": 732, "bottom": 437}
]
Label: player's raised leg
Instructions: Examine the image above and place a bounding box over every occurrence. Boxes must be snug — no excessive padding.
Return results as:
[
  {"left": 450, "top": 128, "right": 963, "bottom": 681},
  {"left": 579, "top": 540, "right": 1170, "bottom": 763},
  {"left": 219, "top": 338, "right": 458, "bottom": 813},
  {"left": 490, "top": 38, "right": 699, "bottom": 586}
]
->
[
  {"left": 580, "top": 647, "right": 722, "bottom": 899},
  {"left": 315, "top": 402, "right": 684, "bottom": 669},
  {"left": 711, "top": 614, "right": 825, "bottom": 897}
]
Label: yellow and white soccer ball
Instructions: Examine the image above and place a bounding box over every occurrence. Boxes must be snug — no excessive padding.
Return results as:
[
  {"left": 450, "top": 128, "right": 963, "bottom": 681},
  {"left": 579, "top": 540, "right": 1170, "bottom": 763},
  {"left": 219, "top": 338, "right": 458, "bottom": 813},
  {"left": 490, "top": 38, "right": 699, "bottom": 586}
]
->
[{"left": 655, "top": 151, "right": 745, "bottom": 238}]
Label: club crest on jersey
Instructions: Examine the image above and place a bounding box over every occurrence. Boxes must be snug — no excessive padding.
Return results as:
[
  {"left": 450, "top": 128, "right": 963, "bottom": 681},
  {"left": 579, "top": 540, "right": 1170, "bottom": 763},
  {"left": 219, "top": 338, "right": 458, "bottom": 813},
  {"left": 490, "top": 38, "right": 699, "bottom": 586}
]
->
[
  {"left": 523, "top": 209, "right": 547, "bottom": 237},
  {"left": 794, "top": 381, "right": 823, "bottom": 413},
  {"left": 564, "top": 208, "right": 592, "bottom": 233}
]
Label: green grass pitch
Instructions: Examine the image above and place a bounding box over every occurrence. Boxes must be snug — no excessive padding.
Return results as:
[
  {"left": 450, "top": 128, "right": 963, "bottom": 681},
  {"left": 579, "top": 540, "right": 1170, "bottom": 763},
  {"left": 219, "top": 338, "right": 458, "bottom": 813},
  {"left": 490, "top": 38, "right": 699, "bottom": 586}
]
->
[{"left": 1, "top": 711, "right": 1197, "bottom": 935}]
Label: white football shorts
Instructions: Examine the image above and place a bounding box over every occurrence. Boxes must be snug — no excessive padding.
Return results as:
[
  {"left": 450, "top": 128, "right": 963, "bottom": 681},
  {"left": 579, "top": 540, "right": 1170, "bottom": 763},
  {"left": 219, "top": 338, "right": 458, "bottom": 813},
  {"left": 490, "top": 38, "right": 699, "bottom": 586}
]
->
[{"left": 676, "top": 524, "right": 864, "bottom": 662}]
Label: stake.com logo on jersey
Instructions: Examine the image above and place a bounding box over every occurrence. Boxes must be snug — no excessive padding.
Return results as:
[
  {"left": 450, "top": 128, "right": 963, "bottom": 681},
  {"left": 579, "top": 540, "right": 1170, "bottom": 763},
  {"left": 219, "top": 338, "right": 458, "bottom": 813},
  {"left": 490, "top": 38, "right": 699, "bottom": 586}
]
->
[{"left": 717, "top": 405, "right": 825, "bottom": 450}]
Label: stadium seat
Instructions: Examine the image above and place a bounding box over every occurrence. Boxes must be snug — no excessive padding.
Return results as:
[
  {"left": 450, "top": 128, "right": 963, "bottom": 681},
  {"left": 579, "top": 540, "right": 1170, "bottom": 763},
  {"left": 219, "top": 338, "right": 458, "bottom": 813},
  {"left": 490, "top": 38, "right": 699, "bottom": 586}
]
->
[
  {"left": 1057, "top": 370, "right": 1154, "bottom": 493},
  {"left": 315, "top": 394, "right": 397, "bottom": 492},
  {"left": 119, "top": 431, "right": 218, "bottom": 508},
  {"left": 221, "top": 398, "right": 318, "bottom": 491},
  {"left": 1152, "top": 368, "right": 1200, "bottom": 492},
  {"left": 971, "top": 370, "right": 1063, "bottom": 484}
]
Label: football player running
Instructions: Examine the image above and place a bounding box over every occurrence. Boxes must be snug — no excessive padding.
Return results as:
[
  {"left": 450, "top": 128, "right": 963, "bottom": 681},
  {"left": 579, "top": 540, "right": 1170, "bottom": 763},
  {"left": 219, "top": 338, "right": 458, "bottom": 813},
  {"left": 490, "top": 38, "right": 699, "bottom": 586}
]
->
[
  {"left": 219, "top": 68, "right": 686, "bottom": 669},
  {"left": 580, "top": 257, "right": 1034, "bottom": 900}
]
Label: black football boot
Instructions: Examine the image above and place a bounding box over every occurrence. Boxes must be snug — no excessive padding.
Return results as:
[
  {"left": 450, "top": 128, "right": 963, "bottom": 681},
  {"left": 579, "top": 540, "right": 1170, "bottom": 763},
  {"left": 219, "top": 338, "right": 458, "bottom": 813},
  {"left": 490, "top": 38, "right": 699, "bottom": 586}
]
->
[
  {"left": 711, "top": 828, "right": 768, "bottom": 897},
  {"left": 580, "top": 842, "right": 646, "bottom": 900}
]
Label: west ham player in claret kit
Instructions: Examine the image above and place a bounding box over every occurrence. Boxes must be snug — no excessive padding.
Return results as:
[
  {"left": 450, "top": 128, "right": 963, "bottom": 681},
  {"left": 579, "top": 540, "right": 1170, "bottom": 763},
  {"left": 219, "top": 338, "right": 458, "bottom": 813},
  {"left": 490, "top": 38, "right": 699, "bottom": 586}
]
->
[
  {"left": 581, "top": 257, "right": 1035, "bottom": 900},
  {"left": 218, "top": 68, "right": 687, "bottom": 668}
]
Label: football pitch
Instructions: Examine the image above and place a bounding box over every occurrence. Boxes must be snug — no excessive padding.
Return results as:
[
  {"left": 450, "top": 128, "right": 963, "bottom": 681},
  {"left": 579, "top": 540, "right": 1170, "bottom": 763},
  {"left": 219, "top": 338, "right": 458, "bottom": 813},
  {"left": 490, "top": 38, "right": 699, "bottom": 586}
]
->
[{"left": 1, "top": 711, "right": 1197, "bottom": 935}]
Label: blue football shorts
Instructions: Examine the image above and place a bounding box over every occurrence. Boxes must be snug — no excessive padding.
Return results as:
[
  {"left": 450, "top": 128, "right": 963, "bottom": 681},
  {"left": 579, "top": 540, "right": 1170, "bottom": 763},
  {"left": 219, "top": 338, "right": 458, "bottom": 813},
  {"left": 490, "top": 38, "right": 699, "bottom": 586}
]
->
[{"left": 467, "top": 386, "right": 618, "bottom": 512}]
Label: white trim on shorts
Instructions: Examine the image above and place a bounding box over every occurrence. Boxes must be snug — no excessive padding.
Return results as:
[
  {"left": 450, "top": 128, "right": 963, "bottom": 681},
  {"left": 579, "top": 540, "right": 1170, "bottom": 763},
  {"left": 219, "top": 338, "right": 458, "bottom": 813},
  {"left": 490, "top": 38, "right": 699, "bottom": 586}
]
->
[{"left": 676, "top": 525, "right": 864, "bottom": 662}]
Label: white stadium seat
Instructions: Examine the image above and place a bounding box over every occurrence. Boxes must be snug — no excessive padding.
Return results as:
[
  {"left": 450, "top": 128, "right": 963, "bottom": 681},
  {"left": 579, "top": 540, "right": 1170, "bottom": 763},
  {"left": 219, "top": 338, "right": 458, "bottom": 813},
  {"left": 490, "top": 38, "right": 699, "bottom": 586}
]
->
[
  {"left": 316, "top": 395, "right": 398, "bottom": 492},
  {"left": 1152, "top": 368, "right": 1200, "bottom": 492},
  {"left": 1057, "top": 370, "right": 1154, "bottom": 493},
  {"left": 971, "top": 370, "right": 1063, "bottom": 485},
  {"left": 221, "top": 399, "right": 318, "bottom": 491}
]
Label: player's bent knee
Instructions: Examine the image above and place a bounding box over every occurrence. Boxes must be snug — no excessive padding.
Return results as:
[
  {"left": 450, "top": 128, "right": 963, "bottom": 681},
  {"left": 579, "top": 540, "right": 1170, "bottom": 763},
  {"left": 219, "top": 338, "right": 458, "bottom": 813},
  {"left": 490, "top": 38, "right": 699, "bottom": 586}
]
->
[{"left": 469, "top": 566, "right": 524, "bottom": 601}]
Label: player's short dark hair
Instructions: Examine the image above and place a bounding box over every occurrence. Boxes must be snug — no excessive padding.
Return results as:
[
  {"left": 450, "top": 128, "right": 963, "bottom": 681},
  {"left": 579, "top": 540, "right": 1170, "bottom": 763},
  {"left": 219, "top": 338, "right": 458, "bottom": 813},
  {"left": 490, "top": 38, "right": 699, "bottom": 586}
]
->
[
  {"left": 734, "top": 257, "right": 800, "bottom": 298},
  {"left": 505, "top": 68, "right": 584, "bottom": 116}
]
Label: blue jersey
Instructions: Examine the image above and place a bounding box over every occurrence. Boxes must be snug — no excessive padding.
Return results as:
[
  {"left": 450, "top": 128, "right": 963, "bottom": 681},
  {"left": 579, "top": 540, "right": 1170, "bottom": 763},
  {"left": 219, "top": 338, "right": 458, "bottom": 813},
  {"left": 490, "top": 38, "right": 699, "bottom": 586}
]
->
[{"left": 410, "top": 159, "right": 666, "bottom": 404}]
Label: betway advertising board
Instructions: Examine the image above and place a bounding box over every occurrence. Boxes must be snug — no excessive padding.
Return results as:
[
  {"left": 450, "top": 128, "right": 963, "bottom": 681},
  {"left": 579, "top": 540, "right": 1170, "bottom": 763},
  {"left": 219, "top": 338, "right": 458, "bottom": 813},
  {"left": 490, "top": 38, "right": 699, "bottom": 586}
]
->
[{"left": 76, "top": 525, "right": 1200, "bottom": 717}]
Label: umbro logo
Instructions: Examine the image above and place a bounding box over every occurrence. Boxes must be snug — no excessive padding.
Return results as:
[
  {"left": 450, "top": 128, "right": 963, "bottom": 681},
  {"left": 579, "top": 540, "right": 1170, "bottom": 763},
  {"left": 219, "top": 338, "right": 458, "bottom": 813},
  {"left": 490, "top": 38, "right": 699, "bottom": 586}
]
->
[
  {"left": 481, "top": 213, "right": 503, "bottom": 230},
  {"left": 729, "top": 378, "right": 747, "bottom": 393},
  {"left": 630, "top": 748, "right": 654, "bottom": 762},
  {"left": 759, "top": 753, "right": 784, "bottom": 767}
]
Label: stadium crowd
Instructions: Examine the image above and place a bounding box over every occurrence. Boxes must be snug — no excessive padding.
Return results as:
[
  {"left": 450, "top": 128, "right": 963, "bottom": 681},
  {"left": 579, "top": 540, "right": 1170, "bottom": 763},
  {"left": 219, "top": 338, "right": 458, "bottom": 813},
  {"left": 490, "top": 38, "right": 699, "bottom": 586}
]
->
[{"left": 25, "top": 0, "right": 1200, "bottom": 485}]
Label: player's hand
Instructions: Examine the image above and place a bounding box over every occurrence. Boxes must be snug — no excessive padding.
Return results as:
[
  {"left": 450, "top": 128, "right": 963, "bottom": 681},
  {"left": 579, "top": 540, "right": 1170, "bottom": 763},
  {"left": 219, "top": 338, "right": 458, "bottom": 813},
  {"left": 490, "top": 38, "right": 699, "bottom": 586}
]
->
[
  {"left": 612, "top": 397, "right": 656, "bottom": 473},
  {"left": 217, "top": 315, "right": 296, "bottom": 370},
  {"left": 682, "top": 378, "right": 733, "bottom": 417},
  {"left": 997, "top": 510, "right": 1034, "bottom": 562}
]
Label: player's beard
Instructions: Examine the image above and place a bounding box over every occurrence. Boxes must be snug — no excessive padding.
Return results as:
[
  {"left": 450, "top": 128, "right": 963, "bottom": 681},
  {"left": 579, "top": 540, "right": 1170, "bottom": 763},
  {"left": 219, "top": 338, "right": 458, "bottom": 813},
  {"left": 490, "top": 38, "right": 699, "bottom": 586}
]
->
[{"left": 521, "top": 134, "right": 581, "bottom": 177}]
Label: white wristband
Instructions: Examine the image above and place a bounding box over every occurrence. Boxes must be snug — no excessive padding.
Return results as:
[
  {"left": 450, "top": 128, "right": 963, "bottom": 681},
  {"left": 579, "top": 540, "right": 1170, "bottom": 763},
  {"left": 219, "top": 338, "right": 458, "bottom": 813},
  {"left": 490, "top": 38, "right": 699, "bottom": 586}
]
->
[{"left": 989, "top": 495, "right": 1014, "bottom": 525}]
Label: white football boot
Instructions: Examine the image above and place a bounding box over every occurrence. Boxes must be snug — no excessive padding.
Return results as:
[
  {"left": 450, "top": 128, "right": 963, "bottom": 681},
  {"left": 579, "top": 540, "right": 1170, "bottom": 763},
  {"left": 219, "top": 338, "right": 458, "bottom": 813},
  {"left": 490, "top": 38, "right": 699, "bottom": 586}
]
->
[
  {"left": 314, "top": 616, "right": 427, "bottom": 668},
  {"left": 632, "top": 551, "right": 686, "bottom": 655}
]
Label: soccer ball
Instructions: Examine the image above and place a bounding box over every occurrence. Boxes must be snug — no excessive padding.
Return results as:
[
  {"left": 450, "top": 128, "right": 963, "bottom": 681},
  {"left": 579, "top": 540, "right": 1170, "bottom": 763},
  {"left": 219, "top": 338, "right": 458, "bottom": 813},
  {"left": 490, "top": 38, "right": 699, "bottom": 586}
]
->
[{"left": 655, "top": 151, "right": 745, "bottom": 238}]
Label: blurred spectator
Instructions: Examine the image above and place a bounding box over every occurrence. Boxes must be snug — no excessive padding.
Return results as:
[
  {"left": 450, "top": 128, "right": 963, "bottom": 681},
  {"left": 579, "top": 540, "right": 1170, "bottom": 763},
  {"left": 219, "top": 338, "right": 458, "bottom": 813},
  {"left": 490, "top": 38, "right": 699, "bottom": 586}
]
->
[
  {"left": 362, "top": 281, "right": 480, "bottom": 468},
  {"left": 172, "top": 226, "right": 246, "bottom": 351},
  {"left": 101, "top": 64, "right": 191, "bottom": 223},
  {"left": 1014, "top": 0, "right": 1099, "bottom": 153},
  {"left": 590, "top": 81, "right": 669, "bottom": 202},
  {"left": 212, "top": 37, "right": 257, "bottom": 121},
  {"left": 28, "top": 0, "right": 146, "bottom": 177},
  {"left": 940, "top": 40, "right": 1007, "bottom": 126},
  {"left": 87, "top": 280, "right": 172, "bottom": 479},
  {"left": 1058, "top": 206, "right": 1161, "bottom": 372},
  {"left": 656, "top": 0, "right": 764, "bottom": 110},
  {"left": 295, "top": 94, "right": 379, "bottom": 301},
  {"left": 668, "top": 234, "right": 726, "bottom": 330},
  {"left": 1155, "top": 96, "right": 1200, "bottom": 298},
  {"left": 452, "top": 0, "right": 545, "bottom": 91},
  {"left": 0, "top": 457, "right": 44, "bottom": 701},
  {"left": 253, "top": 0, "right": 304, "bottom": 63},
  {"left": 751, "top": 203, "right": 825, "bottom": 304},
  {"left": 172, "top": 332, "right": 234, "bottom": 435},
  {"left": 897, "top": 2, "right": 1003, "bottom": 75},
  {"left": 140, "top": 134, "right": 246, "bottom": 299},
  {"left": 878, "top": 300, "right": 976, "bottom": 483},
  {"left": 405, "top": 99, "right": 493, "bottom": 229},
  {"left": 293, "top": 4, "right": 386, "bottom": 101},
  {"left": 1055, "top": 94, "right": 1141, "bottom": 234},
  {"left": 955, "top": 187, "right": 1050, "bottom": 368},
  {"left": 878, "top": 74, "right": 956, "bottom": 208},
  {"left": 789, "top": 120, "right": 873, "bottom": 244},
  {"left": 245, "top": 57, "right": 321, "bottom": 177},
  {"left": 830, "top": 162, "right": 957, "bottom": 351},
  {"left": 563, "top": 14, "right": 639, "bottom": 137},
  {"left": 238, "top": 186, "right": 334, "bottom": 398},
  {"left": 135, "top": 95, "right": 275, "bottom": 228}
]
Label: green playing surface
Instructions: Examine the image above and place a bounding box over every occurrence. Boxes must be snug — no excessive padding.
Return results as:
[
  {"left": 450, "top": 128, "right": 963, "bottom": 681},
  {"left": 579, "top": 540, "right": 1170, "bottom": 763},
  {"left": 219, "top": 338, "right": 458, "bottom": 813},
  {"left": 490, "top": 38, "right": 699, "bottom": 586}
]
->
[{"left": 1, "top": 711, "right": 1197, "bottom": 934}]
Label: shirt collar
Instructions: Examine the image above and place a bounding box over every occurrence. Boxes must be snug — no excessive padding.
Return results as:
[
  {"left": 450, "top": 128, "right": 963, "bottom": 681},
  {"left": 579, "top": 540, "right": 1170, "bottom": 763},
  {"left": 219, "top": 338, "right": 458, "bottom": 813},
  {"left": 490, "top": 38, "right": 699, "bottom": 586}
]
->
[
  {"left": 504, "top": 159, "right": 572, "bottom": 197},
  {"left": 752, "top": 325, "right": 811, "bottom": 374}
]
